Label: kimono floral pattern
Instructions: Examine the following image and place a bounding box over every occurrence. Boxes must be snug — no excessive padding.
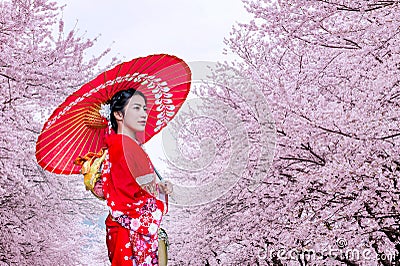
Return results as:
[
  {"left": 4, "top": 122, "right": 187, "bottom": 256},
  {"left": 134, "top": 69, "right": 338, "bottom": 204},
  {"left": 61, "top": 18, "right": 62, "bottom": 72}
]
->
[
  {"left": 111, "top": 198, "right": 162, "bottom": 236},
  {"left": 101, "top": 134, "right": 167, "bottom": 266},
  {"left": 108, "top": 198, "right": 162, "bottom": 265}
]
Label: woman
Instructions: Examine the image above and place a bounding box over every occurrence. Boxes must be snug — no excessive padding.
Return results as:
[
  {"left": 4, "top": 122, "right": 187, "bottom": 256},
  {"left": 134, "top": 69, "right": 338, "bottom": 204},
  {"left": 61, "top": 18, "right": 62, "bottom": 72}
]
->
[{"left": 101, "top": 88, "right": 173, "bottom": 265}]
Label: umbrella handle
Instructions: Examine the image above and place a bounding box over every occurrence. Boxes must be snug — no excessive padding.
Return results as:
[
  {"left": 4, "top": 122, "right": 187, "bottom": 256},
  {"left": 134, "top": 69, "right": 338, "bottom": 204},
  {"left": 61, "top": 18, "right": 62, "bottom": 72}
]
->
[
  {"left": 154, "top": 167, "right": 163, "bottom": 181},
  {"left": 154, "top": 167, "right": 176, "bottom": 203}
]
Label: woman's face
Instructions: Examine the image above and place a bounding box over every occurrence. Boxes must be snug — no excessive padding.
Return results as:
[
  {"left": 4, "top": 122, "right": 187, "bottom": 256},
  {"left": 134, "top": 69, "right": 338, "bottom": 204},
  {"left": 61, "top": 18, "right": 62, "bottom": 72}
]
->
[{"left": 119, "top": 94, "right": 148, "bottom": 134}]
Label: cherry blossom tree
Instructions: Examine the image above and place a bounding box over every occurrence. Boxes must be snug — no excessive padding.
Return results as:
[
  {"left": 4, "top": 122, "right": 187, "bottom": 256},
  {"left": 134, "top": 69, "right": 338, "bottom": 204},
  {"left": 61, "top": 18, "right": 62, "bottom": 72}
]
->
[
  {"left": 0, "top": 0, "right": 113, "bottom": 264},
  {"left": 162, "top": 1, "right": 400, "bottom": 265}
]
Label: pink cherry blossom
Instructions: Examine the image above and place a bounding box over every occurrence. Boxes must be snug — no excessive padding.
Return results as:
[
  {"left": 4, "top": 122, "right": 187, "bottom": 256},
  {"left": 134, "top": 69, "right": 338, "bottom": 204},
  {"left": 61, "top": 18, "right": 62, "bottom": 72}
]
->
[
  {"left": 0, "top": 0, "right": 114, "bottom": 264},
  {"left": 162, "top": 1, "right": 400, "bottom": 265}
]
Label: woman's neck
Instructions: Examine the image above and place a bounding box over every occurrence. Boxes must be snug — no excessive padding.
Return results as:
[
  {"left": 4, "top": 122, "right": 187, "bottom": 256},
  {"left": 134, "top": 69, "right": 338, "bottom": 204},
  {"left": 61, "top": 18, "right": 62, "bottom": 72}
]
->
[{"left": 116, "top": 130, "right": 139, "bottom": 145}]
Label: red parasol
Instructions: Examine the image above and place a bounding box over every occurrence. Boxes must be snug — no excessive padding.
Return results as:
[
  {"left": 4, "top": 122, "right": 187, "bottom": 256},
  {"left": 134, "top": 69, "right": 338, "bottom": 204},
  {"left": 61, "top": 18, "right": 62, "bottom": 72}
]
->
[{"left": 36, "top": 54, "right": 191, "bottom": 175}]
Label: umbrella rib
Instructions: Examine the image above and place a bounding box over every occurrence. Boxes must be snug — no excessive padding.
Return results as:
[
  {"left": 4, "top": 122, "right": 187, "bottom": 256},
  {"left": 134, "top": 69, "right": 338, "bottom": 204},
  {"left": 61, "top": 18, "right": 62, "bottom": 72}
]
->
[
  {"left": 47, "top": 122, "right": 92, "bottom": 173},
  {"left": 87, "top": 124, "right": 100, "bottom": 154},
  {"left": 37, "top": 117, "right": 87, "bottom": 164},
  {"left": 142, "top": 88, "right": 192, "bottom": 95},
  {"left": 153, "top": 67, "right": 191, "bottom": 82},
  {"left": 59, "top": 124, "right": 96, "bottom": 174},
  {"left": 37, "top": 112, "right": 89, "bottom": 154},
  {"left": 42, "top": 122, "right": 86, "bottom": 170},
  {"left": 84, "top": 75, "right": 112, "bottom": 104},
  {"left": 140, "top": 54, "right": 175, "bottom": 74},
  {"left": 112, "top": 62, "right": 128, "bottom": 96},
  {"left": 121, "top": 55, "right": 182, "bottom": 87},
  {"left": 129, "top": 55, "right": 159, "bottom": 74},
  {"left": 93, "top": 127, "right": 103, "bottom": 153},
  {"left": 40, "top": 107, "right": 93, "bottom": 136}
]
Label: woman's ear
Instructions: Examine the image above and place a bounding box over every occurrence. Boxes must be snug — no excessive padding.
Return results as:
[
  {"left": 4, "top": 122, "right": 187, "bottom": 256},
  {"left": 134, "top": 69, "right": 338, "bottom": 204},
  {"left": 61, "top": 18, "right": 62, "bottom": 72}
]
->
[{"left": 113, "top": 111, "right": 124, "bottom": 122}]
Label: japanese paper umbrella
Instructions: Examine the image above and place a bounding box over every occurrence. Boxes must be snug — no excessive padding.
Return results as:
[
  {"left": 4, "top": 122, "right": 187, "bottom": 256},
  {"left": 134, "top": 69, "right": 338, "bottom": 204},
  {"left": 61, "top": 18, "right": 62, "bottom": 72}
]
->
[{"left": 36, "top": 54, "right": 191, "bottom": 175}]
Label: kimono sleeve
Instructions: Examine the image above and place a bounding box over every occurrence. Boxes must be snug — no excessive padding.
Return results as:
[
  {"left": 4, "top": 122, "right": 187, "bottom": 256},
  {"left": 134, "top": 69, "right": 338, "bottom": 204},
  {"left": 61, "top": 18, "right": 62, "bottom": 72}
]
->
[
  {"left": 122, "top": 138, "right": 152, "bottom": 180},
  {"left": 110, "top": 159, "right": 141, "bottom": 199},
  {"left": 109, "top": 136, "right": 149, "bottom": 197},
  {"left": 108, "top": 137, "right": 163, "bottom": 236}
]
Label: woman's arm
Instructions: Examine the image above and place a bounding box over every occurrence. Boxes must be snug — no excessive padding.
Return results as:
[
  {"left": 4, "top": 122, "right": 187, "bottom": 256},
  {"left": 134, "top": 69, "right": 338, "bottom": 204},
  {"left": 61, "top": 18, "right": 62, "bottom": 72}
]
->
[{"left": 106, "top": 137, "right": 163, "bottom": 236}]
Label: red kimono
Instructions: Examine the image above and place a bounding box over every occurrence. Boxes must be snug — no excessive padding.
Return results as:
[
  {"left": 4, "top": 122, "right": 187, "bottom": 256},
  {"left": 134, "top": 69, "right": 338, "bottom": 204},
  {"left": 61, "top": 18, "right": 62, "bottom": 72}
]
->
[{"left": 101, "top": 134, "right": 168, "bottom": 265}]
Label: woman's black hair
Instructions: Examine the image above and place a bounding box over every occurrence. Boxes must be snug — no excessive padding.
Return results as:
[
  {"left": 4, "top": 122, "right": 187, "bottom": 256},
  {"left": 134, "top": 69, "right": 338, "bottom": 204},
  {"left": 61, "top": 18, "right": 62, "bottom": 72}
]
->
[{"left": 109, "top": 88, "right": 147, "bottom": 133}]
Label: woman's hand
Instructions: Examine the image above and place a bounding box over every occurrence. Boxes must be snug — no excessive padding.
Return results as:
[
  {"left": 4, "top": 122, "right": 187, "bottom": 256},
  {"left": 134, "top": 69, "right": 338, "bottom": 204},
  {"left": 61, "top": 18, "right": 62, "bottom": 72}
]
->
[{"left": 158, "top": 180, "right": 173, "bottom": 195}]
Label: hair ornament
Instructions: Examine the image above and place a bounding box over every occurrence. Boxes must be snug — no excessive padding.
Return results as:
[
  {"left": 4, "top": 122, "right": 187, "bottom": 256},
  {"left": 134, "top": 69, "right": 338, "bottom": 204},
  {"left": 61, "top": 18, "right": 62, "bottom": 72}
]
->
[{"left": 99, "top": 103, "right": 111, "bottom": 121}]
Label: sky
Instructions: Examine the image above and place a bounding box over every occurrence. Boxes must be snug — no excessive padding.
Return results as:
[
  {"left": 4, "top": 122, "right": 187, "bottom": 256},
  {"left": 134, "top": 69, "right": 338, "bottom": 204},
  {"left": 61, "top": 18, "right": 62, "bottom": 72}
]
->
[
  {"left": 55, "top": 0, "right": 253, "bottom": 172},
  {"left": 57, "top": 0, "right": 252, "bottom": 67}
]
